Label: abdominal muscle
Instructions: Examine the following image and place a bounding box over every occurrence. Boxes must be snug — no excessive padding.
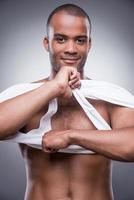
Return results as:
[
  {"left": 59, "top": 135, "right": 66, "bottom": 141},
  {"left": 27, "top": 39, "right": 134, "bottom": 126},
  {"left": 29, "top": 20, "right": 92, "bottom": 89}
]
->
[
  {"left": 22, "top": 149, "right": 113, "bottom": 200},
  {"left": 20, "top": 99, "right": 113, "bottom": 200}
]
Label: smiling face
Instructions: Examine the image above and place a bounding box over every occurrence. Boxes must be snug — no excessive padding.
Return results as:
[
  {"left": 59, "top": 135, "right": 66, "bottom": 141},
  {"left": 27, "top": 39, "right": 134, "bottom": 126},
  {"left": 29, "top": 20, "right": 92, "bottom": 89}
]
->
[{"left": 44, "top": 11, "right": 91, "bottom": 75}]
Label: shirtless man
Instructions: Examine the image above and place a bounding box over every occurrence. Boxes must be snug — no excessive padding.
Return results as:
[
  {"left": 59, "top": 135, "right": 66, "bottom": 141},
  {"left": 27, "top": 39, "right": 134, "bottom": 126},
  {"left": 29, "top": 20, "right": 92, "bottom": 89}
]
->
[
  {"left": 41, "top": 8, "right": 134, "bottom": 161},
  {"left": 0, "top": 3, "right": 126, "bottom": 200}
]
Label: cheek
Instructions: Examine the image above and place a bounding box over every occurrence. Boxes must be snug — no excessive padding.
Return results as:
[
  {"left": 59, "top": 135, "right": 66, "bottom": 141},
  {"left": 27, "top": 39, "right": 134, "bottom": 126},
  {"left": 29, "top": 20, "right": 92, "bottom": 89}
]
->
[
  {"left": 78, "top": 47, "right": 89, "bottom": 66},
  {"left": 49, "top": 44, "right": 63, "bottom": 65},
  {"left": 80, "top": 47, "right": 89, "bottom": 58},
  {"left": 79, "top": 43, "right": 89, "bottom": 53},
  {"left": 49, "top": 41, "right": 63, "bottom": 54}
]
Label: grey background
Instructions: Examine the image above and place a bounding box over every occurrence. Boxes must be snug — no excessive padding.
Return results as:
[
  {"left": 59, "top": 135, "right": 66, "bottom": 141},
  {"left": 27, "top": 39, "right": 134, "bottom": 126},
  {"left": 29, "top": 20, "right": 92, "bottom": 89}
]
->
[{"left": 0, "top": 0, "right": 134, "bottom": 199}]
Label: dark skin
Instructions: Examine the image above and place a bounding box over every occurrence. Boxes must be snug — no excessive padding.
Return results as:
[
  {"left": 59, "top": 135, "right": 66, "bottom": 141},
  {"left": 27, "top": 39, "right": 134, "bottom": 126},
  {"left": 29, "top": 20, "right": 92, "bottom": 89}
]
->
[
  {"left": 43, "top": 108, "right": 134, "bottom": 162},
  {"left": 23, "top": 12, "right": 113, "bottom": 200},
  {"left": 44, "top": 11, "right": 91, "bottom": 77},
  {"left": 0, "top": 12, "right": 116, "bottom": 200}
]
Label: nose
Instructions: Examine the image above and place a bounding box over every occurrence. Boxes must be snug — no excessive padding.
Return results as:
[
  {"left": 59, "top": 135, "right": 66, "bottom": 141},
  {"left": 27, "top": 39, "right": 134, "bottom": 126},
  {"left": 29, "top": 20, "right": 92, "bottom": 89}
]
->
[{"left": 64, "top": 40, "right": 77, "bottom": 55}]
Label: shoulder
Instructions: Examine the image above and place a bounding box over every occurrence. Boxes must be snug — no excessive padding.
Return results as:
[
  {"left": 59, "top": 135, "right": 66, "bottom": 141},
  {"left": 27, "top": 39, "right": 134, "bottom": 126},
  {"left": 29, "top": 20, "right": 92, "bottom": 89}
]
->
[{"left": 110, "top": 104, "right": 134, "bottom": 129}]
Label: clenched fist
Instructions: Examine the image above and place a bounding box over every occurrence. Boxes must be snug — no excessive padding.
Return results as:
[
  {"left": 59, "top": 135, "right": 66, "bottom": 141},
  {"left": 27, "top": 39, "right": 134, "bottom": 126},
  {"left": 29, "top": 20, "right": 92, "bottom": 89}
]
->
[
  {"left": 53, "top": 66, "right": 81, "bottom": 98},
  {"left": 42, "top": 130, "right": 72, "bottom": 153}
]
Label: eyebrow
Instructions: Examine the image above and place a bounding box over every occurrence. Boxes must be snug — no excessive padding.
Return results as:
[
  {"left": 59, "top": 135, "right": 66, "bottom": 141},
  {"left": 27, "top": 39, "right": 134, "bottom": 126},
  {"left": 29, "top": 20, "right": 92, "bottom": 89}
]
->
[
  {"left": 54, "top": 33, "right": 88, "bottom": 39},
  {"left": 54, "top": 33, "right": 67, "bottom": 38},
  {"left": 75, "top": 35, "right": 88, "bottom": 39}
]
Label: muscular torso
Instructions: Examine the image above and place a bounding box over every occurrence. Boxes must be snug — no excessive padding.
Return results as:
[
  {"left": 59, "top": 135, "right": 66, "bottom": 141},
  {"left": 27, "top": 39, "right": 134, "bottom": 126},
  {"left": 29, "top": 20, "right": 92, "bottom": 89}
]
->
[{"left": 20, "top": 97, "right": 113, "bottom": 200}]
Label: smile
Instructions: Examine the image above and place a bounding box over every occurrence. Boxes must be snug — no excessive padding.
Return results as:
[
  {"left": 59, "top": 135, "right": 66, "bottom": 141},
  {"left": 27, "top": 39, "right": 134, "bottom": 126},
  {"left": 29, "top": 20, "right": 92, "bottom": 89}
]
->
[{"left": 61, "top": 58, "right": 80, "bottom": 64}]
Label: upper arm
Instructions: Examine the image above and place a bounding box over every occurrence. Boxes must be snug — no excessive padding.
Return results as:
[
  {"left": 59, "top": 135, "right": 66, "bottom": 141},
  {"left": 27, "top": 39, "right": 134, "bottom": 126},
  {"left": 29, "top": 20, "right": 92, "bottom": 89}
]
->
[{"left": 110, "top": 104, "right": 134, "bottom": 129}]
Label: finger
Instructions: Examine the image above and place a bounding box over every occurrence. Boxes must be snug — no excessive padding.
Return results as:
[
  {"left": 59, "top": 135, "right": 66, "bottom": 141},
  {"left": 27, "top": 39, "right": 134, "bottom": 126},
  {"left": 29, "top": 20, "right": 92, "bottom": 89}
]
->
[
  {"left": 70, "top": 81, "right": 81, "bottom": 89},
  {"left": 70, "top": 71, "right": 79, "bottom": 80},
  {"left": 43, "top": 147, "right": 57, "bottom": 153},
  {"left": 69, "top": 72, "right": 78, "bottom": 80},
  {"left": 68, "top": 77, "right": 79, "bottom": 86},
  {"left": 63, "top": 66, "right": 77, "bottom": 78}
]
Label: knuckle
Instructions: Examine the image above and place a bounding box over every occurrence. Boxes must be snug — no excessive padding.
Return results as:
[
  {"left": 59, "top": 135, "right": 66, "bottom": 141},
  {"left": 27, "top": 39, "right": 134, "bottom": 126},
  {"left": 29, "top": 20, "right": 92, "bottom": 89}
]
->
[{"left": 77, "top": 72, "right": 80, "bottom": 78}]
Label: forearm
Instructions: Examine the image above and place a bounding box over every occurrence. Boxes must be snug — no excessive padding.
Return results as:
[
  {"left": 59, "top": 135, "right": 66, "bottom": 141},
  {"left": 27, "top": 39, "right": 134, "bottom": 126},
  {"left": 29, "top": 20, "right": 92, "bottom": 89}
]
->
[
  {"left": 70, "top": 127, "right": 134, "bottom": 162},
  {"left": 0, "top": 80, "right": 60, "bottom": 139}
]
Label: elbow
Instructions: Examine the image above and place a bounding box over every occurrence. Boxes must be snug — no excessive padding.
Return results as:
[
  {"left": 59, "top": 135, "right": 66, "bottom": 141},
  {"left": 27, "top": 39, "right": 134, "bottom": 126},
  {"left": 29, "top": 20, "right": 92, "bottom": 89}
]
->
[
  {"left": 0, "top": 130, "right": 9, "bottom": 140},
  {"left": 0, "top": 125, "right": 6, "bottom": 140},
  {"left": 123, "top": 153, "right": 134, "bottom": 163},
  {"left": 118, "top": 146, "right": 134, "bottom": 162},
  {"left": 0, "top": 122, "right": 12, "bottom": 140},
  {"left": 0, "top": 130, "right": 14, "bottom": 140}
]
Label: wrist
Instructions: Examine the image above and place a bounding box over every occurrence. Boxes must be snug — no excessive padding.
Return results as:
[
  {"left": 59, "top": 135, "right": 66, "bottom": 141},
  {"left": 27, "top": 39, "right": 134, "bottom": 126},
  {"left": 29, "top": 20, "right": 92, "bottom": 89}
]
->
[
  {"left": 68, "top": 129, "right": 78, "bottom": 145},
  {"left": 46, "top": 79, "right": 63, "bottom": 97}
]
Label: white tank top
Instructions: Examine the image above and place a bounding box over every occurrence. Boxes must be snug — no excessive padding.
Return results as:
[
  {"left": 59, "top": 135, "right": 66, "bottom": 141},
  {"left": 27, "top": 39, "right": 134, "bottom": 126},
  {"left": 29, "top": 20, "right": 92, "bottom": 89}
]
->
[{"left": 0, "top": 80, "right": 134, "bottom": 154}]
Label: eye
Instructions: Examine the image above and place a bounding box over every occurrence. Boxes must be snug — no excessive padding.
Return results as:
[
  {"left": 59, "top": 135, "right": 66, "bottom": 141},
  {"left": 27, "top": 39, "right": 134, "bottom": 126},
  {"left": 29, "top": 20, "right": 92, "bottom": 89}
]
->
[
  {"left": 76, "top": 38, "right": 86, "bottom": 45},
  {"left": 55, "top": 36, "right": 66, "bottom": 44}
]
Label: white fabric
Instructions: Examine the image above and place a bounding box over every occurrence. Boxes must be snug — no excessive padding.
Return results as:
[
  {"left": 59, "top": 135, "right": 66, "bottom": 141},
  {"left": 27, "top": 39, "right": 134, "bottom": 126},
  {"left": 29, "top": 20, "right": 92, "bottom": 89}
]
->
[{"left": 0, "top": 80, "right": 134, "bottom": 154}]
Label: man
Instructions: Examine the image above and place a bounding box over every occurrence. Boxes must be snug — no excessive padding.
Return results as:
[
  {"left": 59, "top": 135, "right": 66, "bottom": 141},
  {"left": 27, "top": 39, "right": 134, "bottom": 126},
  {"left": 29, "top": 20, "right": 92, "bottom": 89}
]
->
[{"left": 0, "top": 3, "right": 134, "bottom": 200}]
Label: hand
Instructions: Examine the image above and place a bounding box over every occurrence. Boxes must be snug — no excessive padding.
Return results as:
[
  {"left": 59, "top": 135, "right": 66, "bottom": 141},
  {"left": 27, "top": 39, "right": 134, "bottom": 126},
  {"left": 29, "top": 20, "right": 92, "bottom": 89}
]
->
[
  {"left": 54, "top": 66, "right": 81, "bottom": 98},
  {"left": 42, "top": 130, "right": 71, "bottom": 153}
]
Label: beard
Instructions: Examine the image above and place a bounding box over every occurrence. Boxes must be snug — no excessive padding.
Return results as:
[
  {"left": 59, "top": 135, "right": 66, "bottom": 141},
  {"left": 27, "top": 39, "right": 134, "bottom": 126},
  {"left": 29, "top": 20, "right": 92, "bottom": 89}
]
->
[{"left": 49, "top": 54, "right": 87, "bottom": 74}]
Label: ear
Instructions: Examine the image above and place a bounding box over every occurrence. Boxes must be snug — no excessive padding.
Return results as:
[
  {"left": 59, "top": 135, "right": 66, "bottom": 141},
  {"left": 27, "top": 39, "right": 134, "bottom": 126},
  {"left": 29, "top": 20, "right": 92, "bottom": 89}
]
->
[
  {"left": 43, "top": 37, "right": 49, "bottom": 52},
  {"left": 87, "top": 37, "right": 92, "bottom": 52}
]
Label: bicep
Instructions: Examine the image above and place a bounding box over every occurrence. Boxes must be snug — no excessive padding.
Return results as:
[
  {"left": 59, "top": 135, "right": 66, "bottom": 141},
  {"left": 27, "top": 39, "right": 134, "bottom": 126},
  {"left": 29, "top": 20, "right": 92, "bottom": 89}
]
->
[{"left": 110, "top": 105, "right": 134, "bottom": 129}]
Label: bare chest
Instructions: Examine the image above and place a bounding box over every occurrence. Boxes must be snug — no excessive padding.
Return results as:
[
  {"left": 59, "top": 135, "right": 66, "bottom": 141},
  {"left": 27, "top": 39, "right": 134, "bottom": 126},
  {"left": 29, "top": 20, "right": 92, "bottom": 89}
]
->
[
  {"left": 21, "top": 99, "right": 111, "bottom": 187},
  {"left": 51, "top": 99, "right": 110, "bottom": 131},
  {"left": 23, "top": 99, "right": 110, "bottom": 133}
]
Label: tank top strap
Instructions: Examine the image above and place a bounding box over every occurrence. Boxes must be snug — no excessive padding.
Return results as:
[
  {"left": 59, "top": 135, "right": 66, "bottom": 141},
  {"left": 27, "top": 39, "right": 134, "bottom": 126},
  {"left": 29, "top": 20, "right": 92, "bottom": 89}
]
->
[{"left": 39, "top": 98, "right": 58, "bottom": 132}]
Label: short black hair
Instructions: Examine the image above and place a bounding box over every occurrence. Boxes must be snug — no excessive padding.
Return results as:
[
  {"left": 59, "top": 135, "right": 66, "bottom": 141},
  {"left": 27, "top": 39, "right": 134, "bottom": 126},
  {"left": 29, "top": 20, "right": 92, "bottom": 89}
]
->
[{"left": 46, "top": 3, "right": 91, "bottom": 36}]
